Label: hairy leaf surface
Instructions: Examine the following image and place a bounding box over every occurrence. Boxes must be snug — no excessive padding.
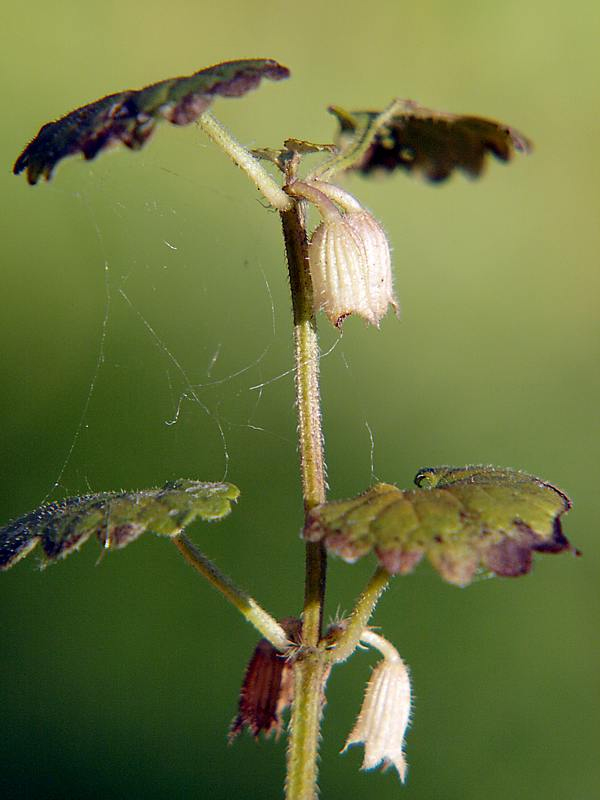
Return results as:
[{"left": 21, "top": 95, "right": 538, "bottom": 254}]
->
[
  {"left": 0, "top": 479, "right": 239, "bottom": 570},
  {"left": 14, "top": 59, "right": 289, "bottom": 184},
  {"left": 329, "top": 103, "right": 530, "bottom": 182},
  {"left": 305, "top": 466, "right": 573, "bottom": 586}
]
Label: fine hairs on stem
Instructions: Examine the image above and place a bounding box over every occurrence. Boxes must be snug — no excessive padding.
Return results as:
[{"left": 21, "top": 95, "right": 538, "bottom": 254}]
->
[{"left": 6, "top": 58, "right": 572, "bottom": 800}]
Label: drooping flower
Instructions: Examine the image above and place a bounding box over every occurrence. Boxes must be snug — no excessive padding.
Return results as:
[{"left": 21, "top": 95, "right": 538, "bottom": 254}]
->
[
  {"left": 288, "top": 180, "right": 398, "bottom": 327},
  {"left": 342, "top": 631, "right": 412, "bottom": 782}
]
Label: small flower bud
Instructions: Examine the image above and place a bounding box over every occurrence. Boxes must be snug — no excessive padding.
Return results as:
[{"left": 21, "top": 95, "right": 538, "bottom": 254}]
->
[
  {"left": 289, "top": 180, "right": 398, "bottom": 327},
  {"left": 342, "top": 636, "right": 411, "bottom": 782}
]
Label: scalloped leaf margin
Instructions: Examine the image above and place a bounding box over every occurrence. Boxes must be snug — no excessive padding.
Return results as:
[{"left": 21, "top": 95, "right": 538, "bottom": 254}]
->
[
  {"left": 329, "top": 102, "right": 531, "bottom": 182},
  {"left": 304, "top": 465, "right": 575, "bottom": 587},
  {"left": 14, "top": 58, "right": 289, "bottom": 184},
  {"left": 0, "top": 479, "right": 239, "bottom": 570}
]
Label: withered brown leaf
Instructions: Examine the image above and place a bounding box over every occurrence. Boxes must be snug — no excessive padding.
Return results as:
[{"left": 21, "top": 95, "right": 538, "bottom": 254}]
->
[{"left": 329, "top": 102, "right": 531, "bottom": 182}]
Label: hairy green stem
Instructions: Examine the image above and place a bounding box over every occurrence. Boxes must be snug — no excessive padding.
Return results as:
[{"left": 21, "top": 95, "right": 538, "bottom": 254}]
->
[
  {"left": 173, "top": 533, "right": 290, "bottom": 651},
  {"left": 197, "top": 112, "right": 292, "bottom": 211},
  {"left": 328, "top": 566, "right": 391, "bottom": 664},
  {"left": 281, "top": 200, "right": 327, "bottom": 641},
  {"left": 196, "top": 115, "right": 329, "bottom": 799},
  {"left": 281, "top": 200, "right": 328, "bottom": 800},
  {"left": 281, "top": 202, "right": 327, "bottom": 517},
  {"left": 286, "top": 654, "right": 329, "bottom": 800}
]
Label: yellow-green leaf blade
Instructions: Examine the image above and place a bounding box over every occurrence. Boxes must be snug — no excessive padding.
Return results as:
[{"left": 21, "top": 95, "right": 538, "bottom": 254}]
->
[
  {"left": 305, "top": 465, "right": 574, "bottom": 587},
  {"left": 0, "top": 479, "right": 239, "bottom": 570}
]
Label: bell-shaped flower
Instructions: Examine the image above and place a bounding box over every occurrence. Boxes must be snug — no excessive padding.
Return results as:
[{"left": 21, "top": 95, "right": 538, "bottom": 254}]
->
[
  {"left": 342, "top": 632, "right": 411, "bottom": 782},
  {"left": 288, "top": 180, "right": 398, "bottom": 327}
]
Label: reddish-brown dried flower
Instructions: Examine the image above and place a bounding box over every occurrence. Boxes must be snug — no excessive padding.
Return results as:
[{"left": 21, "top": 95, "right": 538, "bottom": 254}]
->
[{"left": 229, "top": 618, "right": 301, "bottom": 741}]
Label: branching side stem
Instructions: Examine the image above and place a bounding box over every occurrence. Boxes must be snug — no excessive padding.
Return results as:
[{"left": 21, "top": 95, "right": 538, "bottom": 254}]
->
[
  {"left": 197, "top": 112, "right": 292, "bottom": 211},
  {"left": 309, "top": 98, "right": 405, "bottom": 182},
  {"left": 328, "top": 566, "right": 391, "bottom": 664},
  {"left": 173, "top": 533, "right": 290, "bottom": 651}
]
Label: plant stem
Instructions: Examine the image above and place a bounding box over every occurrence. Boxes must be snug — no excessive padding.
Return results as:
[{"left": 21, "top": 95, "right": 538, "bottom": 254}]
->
[
  {"left": 360, "top": 629, "right": 401, "bottom": 662},
  {"left": 286, "top": 654, "right": 329, "bottom": 800},
  {"left": 197, "top": 112, "right": 292, "bottom": 211},
  {"left": 281, "top": 200, "right": 327, "bottom": 641},
  {"left": 198, "top": 115, "right": 330, "bottom": 798},
  {"left": 281, "top": 199, "right": 328, "bottom": 800},
  {"left": 281, "top": 202, "right": 327, "bottom": 517},
  {"left": 328, "top": 566, "right": 391, "bottom": 664},
  {"left": 173, "top": 533, "right": 290, "bottom": 651}
]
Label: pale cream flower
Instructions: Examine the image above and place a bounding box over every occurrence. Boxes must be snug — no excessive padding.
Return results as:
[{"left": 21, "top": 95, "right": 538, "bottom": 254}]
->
[
  {"left": 288, "top": 180, "right": 398, "bottom": 327},
  {"left": 342, "top": 632, "right": 411, "bottom": 782}
]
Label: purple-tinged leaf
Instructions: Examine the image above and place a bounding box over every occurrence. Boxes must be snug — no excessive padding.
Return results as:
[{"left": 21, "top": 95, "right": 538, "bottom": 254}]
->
[
  {"left": 329, "top": 102, "right": 530, "bottom": 182},
  {"left": 0, "top": 479, "right": 239, "bottom": 570},
  {"left": 305, "top": 465, "right": 575, "bottom": 587},
  {"left": 14, "top": 59, "right": 289, "bottom": 184}
]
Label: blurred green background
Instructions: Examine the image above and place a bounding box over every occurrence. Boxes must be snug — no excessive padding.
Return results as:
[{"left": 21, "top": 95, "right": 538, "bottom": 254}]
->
[{"left": 1, "top": 1, "right": 599, "bottom": 798}]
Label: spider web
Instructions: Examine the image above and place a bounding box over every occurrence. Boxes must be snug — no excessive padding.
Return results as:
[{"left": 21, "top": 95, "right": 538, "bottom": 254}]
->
[
  {"left": 10, "top": 140, "right": 380, "bottom": 505},
  {"left": 43, "top": 179, "right": 275, "bottom": 495}
]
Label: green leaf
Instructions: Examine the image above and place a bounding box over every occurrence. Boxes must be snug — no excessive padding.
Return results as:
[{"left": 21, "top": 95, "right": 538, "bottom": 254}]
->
[
  {"left": 329, "top": 101, "right": 531, "bottom": 182},
  {"left": 282, "top": 138, "right": 337, "bottom": 155},
  {"left": 13, "top": 58, "right": 289, "bottom": 184},
  {"left": 304, "top": 466, "right": 574, "bottom": 587},
  {"left": 0, "top": 479, "right": 239, "bottom": 570}
]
